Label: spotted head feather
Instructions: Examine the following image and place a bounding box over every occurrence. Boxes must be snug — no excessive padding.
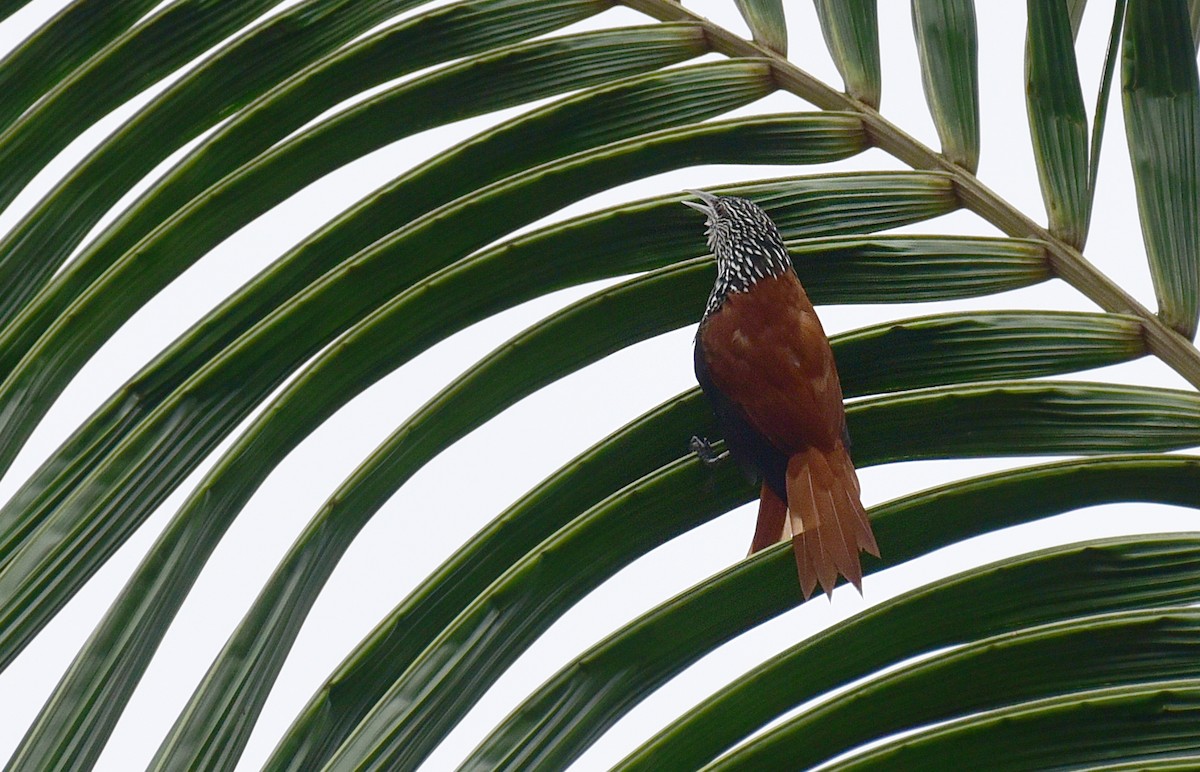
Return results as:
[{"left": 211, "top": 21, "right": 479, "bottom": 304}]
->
[{"left": 683, "top": 190, "right": 794, "bottom": 318}]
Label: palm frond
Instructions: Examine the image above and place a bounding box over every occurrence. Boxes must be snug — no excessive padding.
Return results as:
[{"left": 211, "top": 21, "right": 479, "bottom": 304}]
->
[{"left": 2, "top": 2, "right": 1200, "bottom": 769}]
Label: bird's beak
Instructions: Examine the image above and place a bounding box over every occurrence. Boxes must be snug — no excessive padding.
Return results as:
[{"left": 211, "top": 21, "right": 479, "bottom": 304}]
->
[{"left": 682, "top": 189, "right": 718, "bottom": 217}]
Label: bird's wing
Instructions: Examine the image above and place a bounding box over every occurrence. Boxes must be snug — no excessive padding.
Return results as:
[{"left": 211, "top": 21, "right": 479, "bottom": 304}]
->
[{"left": 698, "top": 272, "right": 847, "bottom": 455}]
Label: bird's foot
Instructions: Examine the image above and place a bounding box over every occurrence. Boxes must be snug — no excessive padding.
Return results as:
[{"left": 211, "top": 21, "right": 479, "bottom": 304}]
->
[{"left": 689, "top": 435, "right": 725, "bottom": 466}]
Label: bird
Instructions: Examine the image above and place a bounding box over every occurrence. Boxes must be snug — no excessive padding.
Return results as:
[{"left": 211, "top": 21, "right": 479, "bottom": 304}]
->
[{"left": 684, "top": 189, "right": 878, "bottom": 599}]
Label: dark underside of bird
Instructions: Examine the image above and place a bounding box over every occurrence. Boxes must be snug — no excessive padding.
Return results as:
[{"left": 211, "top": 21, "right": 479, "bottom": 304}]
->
[{"left": 685, "top": 190, "right": 879, "bottom": 599}]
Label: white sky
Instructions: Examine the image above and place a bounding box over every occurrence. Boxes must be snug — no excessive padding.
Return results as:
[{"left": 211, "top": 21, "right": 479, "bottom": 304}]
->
[{"left": 0, "top": 1, "right": 1194, "bottom": 770}]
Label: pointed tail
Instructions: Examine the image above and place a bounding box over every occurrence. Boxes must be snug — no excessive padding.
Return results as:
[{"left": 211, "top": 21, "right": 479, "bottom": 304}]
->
[
  {"left": 787, "top": 443, "right": 878, "bottom": 598},
  {"left": 749, "top": 482, "right": 790, "bottom": 555},
  {"left": 747, "top": 444, "right": 878, "bottom": 599}
]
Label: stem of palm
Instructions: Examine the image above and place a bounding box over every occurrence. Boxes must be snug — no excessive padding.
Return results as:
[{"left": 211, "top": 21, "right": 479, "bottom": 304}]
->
[{"left": 624, "top": 0, "right": 1200, "bottom": 388}]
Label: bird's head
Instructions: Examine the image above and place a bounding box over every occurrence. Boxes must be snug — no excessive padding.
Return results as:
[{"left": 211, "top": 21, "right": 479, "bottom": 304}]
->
[{"left": 683, "top": 190, "right": 793, "bottom": 302}]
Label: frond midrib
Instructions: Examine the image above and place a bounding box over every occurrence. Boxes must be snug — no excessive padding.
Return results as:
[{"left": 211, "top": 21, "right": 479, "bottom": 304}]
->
[{"left": 622, "top": 0, "right": 1200, "bottom": 389}]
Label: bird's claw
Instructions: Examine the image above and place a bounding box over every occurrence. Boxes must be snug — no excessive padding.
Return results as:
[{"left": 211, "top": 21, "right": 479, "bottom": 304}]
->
[{"left": 690, "top": 435, "right": 724, "bottom": 466}]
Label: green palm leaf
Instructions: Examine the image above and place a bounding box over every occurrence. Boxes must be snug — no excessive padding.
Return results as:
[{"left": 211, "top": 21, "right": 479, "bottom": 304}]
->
[
  {"left": 1026, "top": 0, "right": 1089, "bottom": 247},
  {"left": 0, "top": 0, "right": 160, "bottom": 129},
  {"left": 813, "top": 0, "right": 881, "bottom": 107},
  {"left": 0, "top": 0, "right": 292, "bottom": 228},
  {"left": 733, "top": 0, "right": 787, "bottom": 55},
  {"left": 623, "top": 519, "right": 1200, "bottom": 770},
  {"left": 14, "top": 175, "right": 957, "bottom": 770},
  {"left": 286, "top": 376, "right": 1200, "bottom": 770},
  {"left": 157, "top": 302, "right": 1143, "bottom": 770},
  {"left": 0, "top": 115, "right": 869, "bottom": 671},
  {"left": 911, "top": 0, "right": 980, "bottom": 171},
  {"left": 477, "top": 516, "right": 1200, "bottom": 771},
  {"left": 0, "top": 0, "right": 628, "bottom": 379},
  {"left": 710, "top": 607, "right": 1200, "bottom": 769},
  {"left": 1085, "top": 0, "right": 1125, "bottom": 231},
  {"left": 833, "top": 680, "right": 1200, "bottom": 769},
  {"left": 3, "top": 2, "right": 1200, "bottom": 769},
  {"left": 1122, "top": 0, "right": 1200, "bottom": 338}
]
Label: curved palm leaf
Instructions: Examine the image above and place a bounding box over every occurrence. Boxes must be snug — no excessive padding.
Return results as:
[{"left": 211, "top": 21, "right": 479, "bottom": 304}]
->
[
  {"left": 16, "top": 173, "right": 961, "bottom": 769},
  {"left": 0, "top": 0, "right": 485, "bottom": 330},
  {"left": 152, "top": 304, "right": 1143, "bottom": 769},
  {"left": 296, "top": 375, "right": 1200, "bottom": 770},
  {"left": 621, "top": 514, "right": 1200, "bottom": 770},
  {"left": 708, "top": 607, "right": 1200, "bottom": 770},
  {"left": 0, "top": 0, "right": 160, "bottom": 129},
  {"left": 0, "top": 115, "right": 869, "bottom": 675},
  {"left": 0, "top": 0, "right": 290, "bottom": 230},
  {"left": 491, "top": 530, "right": 1200, "bottom": 771},
  {"left": 0, "top": 7, "right": 689, "bottom": 475},
  {"left": 2, "top": 2, "right": 1200, "bottom": 769},
  {"left": 831, "top": 680, "right": 1200, "bottom": 770}
]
